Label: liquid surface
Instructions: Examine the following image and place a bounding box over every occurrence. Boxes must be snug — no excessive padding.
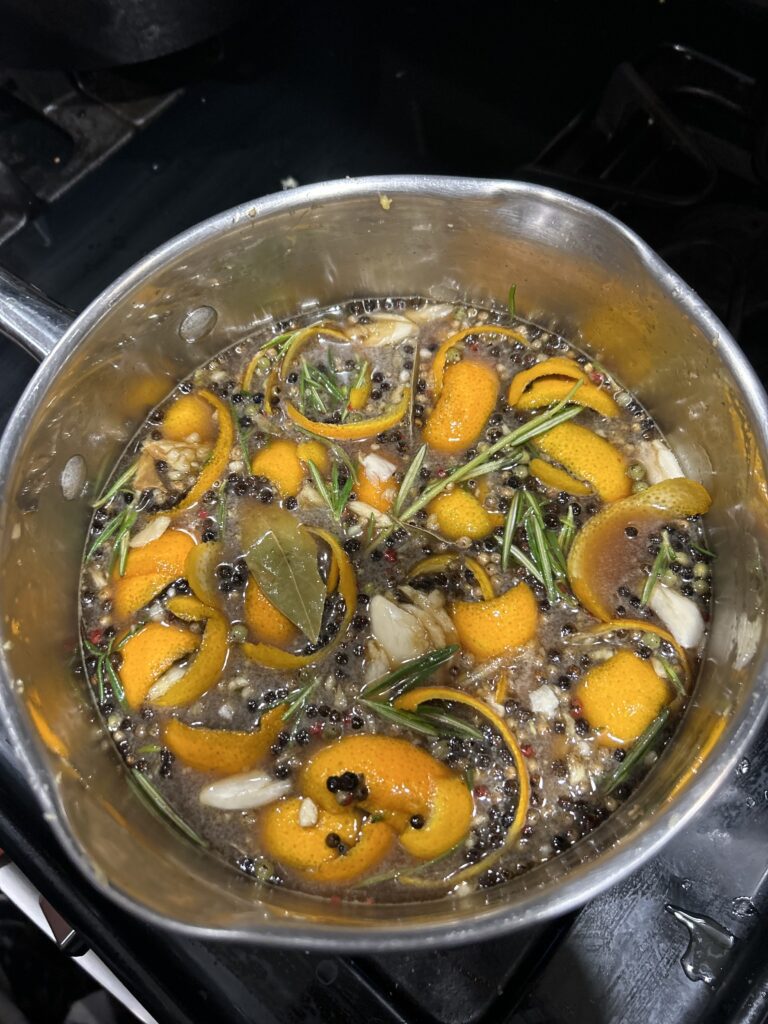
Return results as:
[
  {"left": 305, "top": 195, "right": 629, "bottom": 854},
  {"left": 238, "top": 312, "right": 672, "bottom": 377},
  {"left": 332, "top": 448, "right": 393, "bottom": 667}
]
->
[{"left": 79, "top": 297, "right": 713, "bottom": 901}]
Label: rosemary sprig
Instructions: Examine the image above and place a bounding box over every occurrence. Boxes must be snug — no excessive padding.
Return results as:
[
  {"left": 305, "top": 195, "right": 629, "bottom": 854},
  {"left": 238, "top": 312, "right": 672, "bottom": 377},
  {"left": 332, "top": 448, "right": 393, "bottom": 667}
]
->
[
  {"left": 360, "top": 700, "right": 441, "bottom": 737},
  {"left": 658, "top": 656, "right": 686, "bottom": 699},
  {"left": 393, "top": 443, "right": 427, "bottom": 516},
  {"left": 558, "top": 506, "right": 576, "bottom": 557},
  {"left": 691, "top": 542, "right": 716, "bottom": 559},
  {"left": 506, "top": 545, "right": 545, "bottom": 584},
  {"left": 82, "top": 634, "right": 127, "bottom": 706},
  {"left": 91, "top": 462, "right": 138, "bottom": 509},
  {"left": 361, "top": 645, "right": 458, "bottom": 698},
  {"left": 307, "top": 459, "right": 355, "bottom": 522},
  {"left": 641, "top": 529, "right": 675, "bottom": 606},
  {"left": 282, "top": 676, "right": 321, "bottom": 721},
  {"left": 130, "top": 771, "right": 208, "bottom": 847},
  {"left": 507, "top": 284, "right": 517, "bottom": 317},
  {"left": 366, "top": 385, "right": 584, "bottom": 553},
  {"left": 86, "top": 504, "right": 138, "bottom": 570},
  {"left": 601, "top": 709, "right": 670, "bottom": 795},
  {"left": 417, "top": 707, "right": 484, "bottom": 740},
  {"left": 215, "top": 483, "right": 227, "bottom": 532},
  {"left": 525, "top": 511, "right": 558, "bottom": 604},
  {"left": 232, "top": 407, "right": 255, "bottom": 466},
  {"left": 501, "top": 492, "right": 522, "bottom": 572},
  {"left": 256, "top": 329, "right": 296, "bottom": 357}
]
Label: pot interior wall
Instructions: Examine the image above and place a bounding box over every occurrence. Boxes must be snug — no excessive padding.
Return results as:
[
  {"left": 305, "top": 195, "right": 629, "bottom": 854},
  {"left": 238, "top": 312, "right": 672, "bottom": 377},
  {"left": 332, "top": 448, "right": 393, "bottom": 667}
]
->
[{"left": 1, "top": 181, "right": 766, "bottom": 942}]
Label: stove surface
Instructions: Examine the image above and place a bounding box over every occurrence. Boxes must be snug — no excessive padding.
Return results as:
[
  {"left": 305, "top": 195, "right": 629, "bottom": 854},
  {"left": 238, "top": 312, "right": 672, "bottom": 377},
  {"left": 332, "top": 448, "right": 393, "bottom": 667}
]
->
[{"left": 1, "top": 4, "right": 767, "bottom": 1022}]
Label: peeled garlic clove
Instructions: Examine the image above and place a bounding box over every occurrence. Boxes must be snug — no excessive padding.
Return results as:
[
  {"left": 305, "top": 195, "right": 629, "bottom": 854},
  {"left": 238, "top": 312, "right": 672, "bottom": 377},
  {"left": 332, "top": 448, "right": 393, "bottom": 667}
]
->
[
  {"left": 298, "top": 797, "right": 319, "bottom": 828},
  {"left": 347, "top": 500, "right": 393, "bottom": 528},
  {"left": 649, "top": 585, "right": 705, "bottom": 649},
  {"left": 405, "top": 303, "right": 457, "bottom": 324},
  {"left": 641, "top": 440, "right": 684, "bottom": 484},
  {"left": 129, "top": 514, "right": 171, "bottom": 548},
  {"left": 146, "top": 662, "right": 188, "bottom": 701},
  {"left": 360, "top": 452, "right": 397, "bottom": 484},
  {"left": 364, "top": 637, "right": 390, "bottom": 684},
  {"left": 346, "top": 315, "right": 418, "bottom": 347},
  {"left": 369, "top": 594, "right": 431, "bottom": 667},
  {"left": 199, "top": 772, "right": 292, "bottom": 810},
  {"left": 529, "top": 684, "right": 559, "bottom": 716}
]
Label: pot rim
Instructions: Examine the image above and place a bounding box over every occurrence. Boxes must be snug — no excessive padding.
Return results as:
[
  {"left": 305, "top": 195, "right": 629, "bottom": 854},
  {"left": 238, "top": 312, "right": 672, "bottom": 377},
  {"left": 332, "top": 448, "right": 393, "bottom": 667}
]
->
[{"left": 1, "top": 174, "right": 767, "bottom": 950}]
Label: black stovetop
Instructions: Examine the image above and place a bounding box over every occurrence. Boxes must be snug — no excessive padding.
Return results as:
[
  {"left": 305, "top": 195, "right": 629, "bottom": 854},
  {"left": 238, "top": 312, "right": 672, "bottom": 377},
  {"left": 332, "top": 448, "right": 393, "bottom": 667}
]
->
[{"left": 1, "top": 4, "right": 768, "bottom": 1023}]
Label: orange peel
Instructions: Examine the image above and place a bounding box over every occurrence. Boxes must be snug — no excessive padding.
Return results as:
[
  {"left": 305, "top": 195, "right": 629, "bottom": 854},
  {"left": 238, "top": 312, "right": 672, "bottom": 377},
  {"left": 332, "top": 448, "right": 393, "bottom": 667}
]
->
[
  {"left": 407, "top": 553, "right": 496, "bottom": 600},
  {"left": 586, "top": 619, "right": 691, "bottom": 685},
  {"left": 301, "top": 734, "right": 448, "bottom": 816},
  {"left": 184, "top": 540, "right": 223, "bottom": 607},
  {"left": 119, "top": 623, "right": 200, "bottom": 709},
  {"left": 163, "top": 706, "right": 285, "bottom": 774},
  {"left": 348, "top": 363, "right": 372, "bottom": 411},
  {"left": 575, "top": 649, "right": 670, "bottom": 748},
  {"left": 297, "top": 440, "right": 330, "bottom": 474},
  {"left": 567, "top": 478, "right": 712, "bottom": 621},
  {"left": 517, "top": 378, "right": 619, "bottom": 417},
  {"left": 450, "top": 582, "right": 538, "bottom": 659},
  {"left": 432, "top": 325, "right": 528, "bottom": 393},
  {"left": 120, "top": 529, "right": 195, "bottom": 579},
  {"left": 243, "top": 576, "right": 298, "bottom": 649},
  {"left": 356, "top": 462, "right": 397, "bottom": 512},
  {"left": 507, "top": 356, "right": 587, "bottom": 406},
  {"left": 171, "top": 391, "right": 235, "bottom": 514},
  {"left": 428, "top": 489, "right": 503, "bottom": 541},
  {"left": 112, "top": 571, "right": 174, "bottom": 622},
  {"left": 423, "top": 359, "right": 499, "bottom": 454},
  {"left": 284, "top": 388, "right": 411, "bottom": 441},
  {"left": 251, "top": 439, "right": 304, "bottom": 497},
  {"left": 395, "top": 686, "right": 530, "bottom": 877},
  {"left": 529, "top": 457, "right": 592, "bottom": 496},
  {"left": 162, "top": 393, "right": 217, "bottom": 442},
  {"left": 150, "top": 596, "right": 228, "bottom": 707},
  {"left": 535, "top": 422, "right": 631, "bottom": 502}
]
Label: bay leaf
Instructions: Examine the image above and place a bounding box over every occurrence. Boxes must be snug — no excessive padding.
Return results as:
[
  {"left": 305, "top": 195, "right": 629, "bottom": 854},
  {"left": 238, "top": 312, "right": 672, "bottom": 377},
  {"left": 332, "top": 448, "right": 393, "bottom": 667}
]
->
[{"left": 241, "top": 504, "right": 325, "bottom": 643}]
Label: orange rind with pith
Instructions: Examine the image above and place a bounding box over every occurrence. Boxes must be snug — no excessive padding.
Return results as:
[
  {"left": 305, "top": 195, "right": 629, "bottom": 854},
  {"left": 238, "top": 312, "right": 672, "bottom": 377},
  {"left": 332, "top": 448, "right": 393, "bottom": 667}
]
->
[
  {"left": 428, "top": 489, "right": 503, "bottom": 541},
  {"left": 171, "top": 390, "right": 235, "bottom": 514},
  {"left": 529, "top": 457, "right": 592, "bottom": 496},
  {"left": 450, "top": 582, "right": 538, "bottom": 660},
  {"left": 150, "top": 596, "right": 228, "bottom": 707},
  {"left": 567, "top": 477, "right": 712, "bottom": 621},
  {"left": 535, "top": 422, "right": 631, "bottom": 502},
  {"left": 251, "top": 439, "right": 304, "bottom": 497},
  {"left": 162, "top": 393, "right": 217, "bottom": 442},
  {"left": 517, "top": 378, "right": 619, "bottom": 417},
  {"left": 119, "top": 623, "right": 200, "bottom": 709},
  {"left": 163, "top": 706, "right": 285, "bottom": 774},
  {"left": 575, "top": 649, "right": 670, "bottom": 748},
  {"left": 423, "top": 358, "right": 499, "bottom": 454},
  {"left": 243, "top": 576, "right": 298, "bottom": 649},
  {"left": 507, "top": 357, "right": 587, "bottom": 406}
]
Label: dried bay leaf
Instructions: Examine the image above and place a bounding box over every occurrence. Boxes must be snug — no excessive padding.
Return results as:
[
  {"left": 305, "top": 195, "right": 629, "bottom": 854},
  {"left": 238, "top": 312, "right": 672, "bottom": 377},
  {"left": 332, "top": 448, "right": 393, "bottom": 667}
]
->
[{"left": 242, "top": 505, "right": 325, "bottom": 643}]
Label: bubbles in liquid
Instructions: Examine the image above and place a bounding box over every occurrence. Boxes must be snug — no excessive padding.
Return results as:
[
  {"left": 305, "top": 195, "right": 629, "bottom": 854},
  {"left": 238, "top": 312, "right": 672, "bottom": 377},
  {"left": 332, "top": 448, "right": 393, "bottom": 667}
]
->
[
  {"left": 666, "top": 905, "right": 735, "bottom": 985},
  {"left": 730, "top": 896, "right": 757, "bottom": 919}
]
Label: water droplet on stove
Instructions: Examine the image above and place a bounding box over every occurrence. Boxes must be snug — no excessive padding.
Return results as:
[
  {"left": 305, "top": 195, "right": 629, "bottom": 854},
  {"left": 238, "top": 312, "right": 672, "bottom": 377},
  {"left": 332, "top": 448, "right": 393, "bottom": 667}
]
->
[
  {"left": 730, "top": 896, "right": 756, "bottom": 919},
  {"left": 315, "top": 959, "right": 338, "bottom": 985},
  {"left": 680, "top": 878, "right": 693, "bottom": 892},
  {"left": 737, "top": 757, "right": 750, "bottom": 776},
  {"left": 179, "top": 305, "right": 217, "bottom": 343},
  {"left": 666, "top": 904, "right": 734, "bottom": 985},
  {"left": 746, "top": 795, "right": 756, "bottom": 808}
]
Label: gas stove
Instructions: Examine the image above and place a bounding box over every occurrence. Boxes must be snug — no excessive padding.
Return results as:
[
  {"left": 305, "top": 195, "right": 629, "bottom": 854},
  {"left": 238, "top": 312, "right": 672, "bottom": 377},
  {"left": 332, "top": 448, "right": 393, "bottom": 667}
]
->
[{"left": 1, "top": 4, "right": 767, "bottom": 1022}]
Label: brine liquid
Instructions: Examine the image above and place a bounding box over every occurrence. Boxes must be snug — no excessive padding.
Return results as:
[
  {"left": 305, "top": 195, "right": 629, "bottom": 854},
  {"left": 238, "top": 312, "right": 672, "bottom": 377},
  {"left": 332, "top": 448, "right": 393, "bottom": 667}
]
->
[{"left": 79, "top": 297, "right": 711, "bottom": 901}]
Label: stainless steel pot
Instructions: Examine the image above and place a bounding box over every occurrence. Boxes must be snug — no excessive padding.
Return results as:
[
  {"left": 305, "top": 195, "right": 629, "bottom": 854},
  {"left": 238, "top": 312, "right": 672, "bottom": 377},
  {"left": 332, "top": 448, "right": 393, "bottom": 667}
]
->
[{"left": 0, "top": 176, "right": 767, "bottom": 951}]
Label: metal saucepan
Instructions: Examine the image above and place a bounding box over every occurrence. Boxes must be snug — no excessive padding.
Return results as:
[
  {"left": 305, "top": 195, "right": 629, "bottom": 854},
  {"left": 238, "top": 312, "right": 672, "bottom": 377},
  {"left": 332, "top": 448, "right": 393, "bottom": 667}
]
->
[{"left": 0, "top": 177, "right": 766, "bottom": 951}]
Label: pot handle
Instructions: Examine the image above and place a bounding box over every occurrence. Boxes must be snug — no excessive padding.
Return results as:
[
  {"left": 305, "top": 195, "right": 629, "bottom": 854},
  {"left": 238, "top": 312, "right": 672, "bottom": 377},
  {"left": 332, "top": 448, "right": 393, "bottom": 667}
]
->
[{"left": 0, "top": 267, "right": 74, "bottom": 363}]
